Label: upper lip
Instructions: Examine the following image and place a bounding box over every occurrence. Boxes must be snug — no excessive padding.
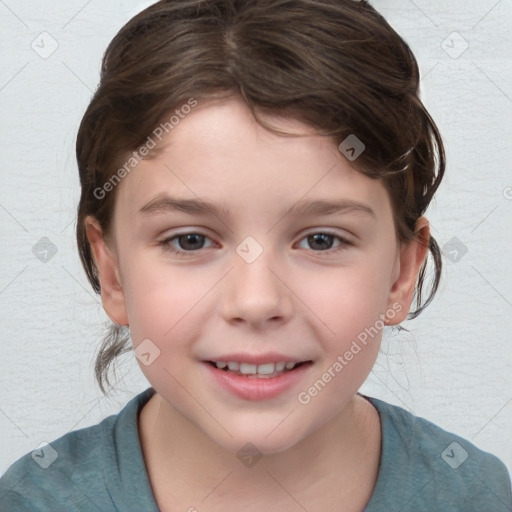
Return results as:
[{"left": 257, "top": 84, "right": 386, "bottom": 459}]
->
[{"left": 204, "top": 352, "right": 312, "bottom": 365}]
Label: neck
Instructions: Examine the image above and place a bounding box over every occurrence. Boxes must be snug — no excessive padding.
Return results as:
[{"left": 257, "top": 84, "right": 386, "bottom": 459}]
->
[{"left": 138, "top": 392, "right": 381, "bottom": 510}]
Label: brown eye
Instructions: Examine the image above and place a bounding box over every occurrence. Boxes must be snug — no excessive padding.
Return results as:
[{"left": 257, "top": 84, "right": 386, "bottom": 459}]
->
[
  {"left": 307, "top": 233, "right": 335, "bottom": 251},
  {"left": 159, "top": 232, "right": 214, "bottom": 256},
  {"left": 297, "top": 232, "right": 350, "bottom": 252},
  {"left": 175, "top": 233, "right": 206, "bottom": 250}
]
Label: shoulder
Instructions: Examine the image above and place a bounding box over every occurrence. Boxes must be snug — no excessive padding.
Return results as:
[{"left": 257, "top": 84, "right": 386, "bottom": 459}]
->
[
  {"left": 363, "top": 395, "right": 512, "bottom": 512},
  {"left": 0, "top": 415, "right": 117, "bottom": 511},
  {"left": 0, "top": 388, "right": 156, "bottom": 512}
]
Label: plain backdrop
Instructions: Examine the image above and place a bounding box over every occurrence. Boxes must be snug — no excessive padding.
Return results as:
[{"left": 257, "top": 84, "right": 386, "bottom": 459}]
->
[{"left": 1, "top": 0, "right": 511, "bottom": 478}]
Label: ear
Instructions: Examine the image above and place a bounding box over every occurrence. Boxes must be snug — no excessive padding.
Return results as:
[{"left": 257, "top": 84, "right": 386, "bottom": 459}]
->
[
  {"left": 385, "top": 217, "right": 430, "bottom": 325},
  {"left": 85, "top": 216, "right": 128, "bottom": 326}
]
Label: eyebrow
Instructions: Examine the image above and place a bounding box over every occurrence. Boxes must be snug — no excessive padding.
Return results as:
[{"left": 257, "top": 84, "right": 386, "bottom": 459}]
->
[{"left": 139, "top": 194, "right": 375, "bottom": 219}]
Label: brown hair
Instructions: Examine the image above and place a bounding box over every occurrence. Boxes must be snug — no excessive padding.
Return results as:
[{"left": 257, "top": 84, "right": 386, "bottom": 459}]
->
[{"left": 76, "top": 0, "right": 445, "bottom": 394}]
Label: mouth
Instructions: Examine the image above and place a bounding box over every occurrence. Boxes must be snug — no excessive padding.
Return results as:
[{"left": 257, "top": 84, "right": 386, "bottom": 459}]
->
[
  {"left": 206, "top": 360, "right": 312, "bottom": 379},
  {"left": 203, "top": 358, "right": 314, "bottom": 400}
]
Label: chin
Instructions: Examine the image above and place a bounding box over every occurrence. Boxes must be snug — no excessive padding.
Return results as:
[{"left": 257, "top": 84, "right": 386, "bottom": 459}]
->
[
  {"left": 223, "top": 435, "right": 300, "bottom": 458},
  {"left": 207, "top": 419, "right": 308, "bottom": 457}
]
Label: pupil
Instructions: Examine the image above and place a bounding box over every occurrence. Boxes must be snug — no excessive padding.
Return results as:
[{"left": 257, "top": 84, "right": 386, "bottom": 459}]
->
[
  {"left": 309, "top": 234, "right": 332, "bottom": 250},
  {"left": 180, "top": 234, "right": 204, "bottom": 250}
]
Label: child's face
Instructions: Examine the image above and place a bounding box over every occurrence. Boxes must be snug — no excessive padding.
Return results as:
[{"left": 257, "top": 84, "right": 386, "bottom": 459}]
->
[{"left": 92, "top": 97, "right": 421, "bottom": 454}]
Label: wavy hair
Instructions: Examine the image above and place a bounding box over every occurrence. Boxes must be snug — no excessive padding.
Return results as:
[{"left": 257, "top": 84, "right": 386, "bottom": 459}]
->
[{"left": 75, "top": 0, "right": 445, "bottom": 394}]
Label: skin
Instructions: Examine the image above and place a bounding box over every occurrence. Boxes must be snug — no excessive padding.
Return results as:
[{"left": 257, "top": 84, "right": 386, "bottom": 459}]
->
[{"left": 86, "top": 96, "right": 429, "bottom": 511}]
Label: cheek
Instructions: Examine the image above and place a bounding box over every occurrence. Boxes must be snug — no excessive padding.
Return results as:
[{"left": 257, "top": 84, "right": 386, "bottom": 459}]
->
[
  {"left": 295, "top": 258, "right": 393, "bottom": 333},
  {"left": 294, "top": 266, "right": 386, "bottom": 418},
  {"left": 291, "top": 257, "right": 393, "bottom": 399},
  {"left": 122, "top": 262, "right": 212, "bottom": 391},
  {"left": 121, "top": 254, "right": 209, "bottom": 344}
]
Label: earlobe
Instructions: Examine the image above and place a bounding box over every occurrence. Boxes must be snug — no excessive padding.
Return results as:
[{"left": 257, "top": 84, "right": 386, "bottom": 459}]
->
[
  {"left": 85, "top": 216, "right": 129, "bottom": 326},
  {"left": 385, "top": 217, "right": 430, "bottom": 325}
]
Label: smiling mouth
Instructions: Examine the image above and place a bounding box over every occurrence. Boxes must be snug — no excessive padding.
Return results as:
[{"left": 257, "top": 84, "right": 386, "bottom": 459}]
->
[{"left": 207, "top": 360, "right": 312, "bottom": 378}]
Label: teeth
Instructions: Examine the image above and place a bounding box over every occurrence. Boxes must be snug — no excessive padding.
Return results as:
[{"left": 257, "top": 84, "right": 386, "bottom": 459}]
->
[
  {"left": 240, "top": 363, "right": 257, "bottom": 374},
  {"left": 214, "top": 360, "right": 300, "bottom": 375},
  {"left": 257, "top": 363, "right": 276, "bottom": 375}
]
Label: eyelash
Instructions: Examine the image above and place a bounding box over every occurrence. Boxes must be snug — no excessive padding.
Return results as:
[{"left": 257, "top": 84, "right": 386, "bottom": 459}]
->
[{"left": 158, "top": 231, "right": 352, "bottom": 257}]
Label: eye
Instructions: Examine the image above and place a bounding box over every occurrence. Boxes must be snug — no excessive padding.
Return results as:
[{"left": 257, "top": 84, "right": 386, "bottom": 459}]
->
[
  {"left": 158, "top": 230, "right": 351, "bottom": 257},
  {"left": 296, "top": 232, "right": 351, "bottom": 253},
  {"left": 159, "top": 232, "right": 215, "bottom": 256}
]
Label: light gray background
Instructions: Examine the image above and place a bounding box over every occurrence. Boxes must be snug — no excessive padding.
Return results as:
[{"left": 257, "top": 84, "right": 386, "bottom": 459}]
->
[{"left": 1, "top": 0, "right": 511, "bottom": 477}]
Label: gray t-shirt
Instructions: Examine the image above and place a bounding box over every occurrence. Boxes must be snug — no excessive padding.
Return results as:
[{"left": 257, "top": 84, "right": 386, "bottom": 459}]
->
[{"left": 1, "top": 387, "right": 510, "bottom": 511}]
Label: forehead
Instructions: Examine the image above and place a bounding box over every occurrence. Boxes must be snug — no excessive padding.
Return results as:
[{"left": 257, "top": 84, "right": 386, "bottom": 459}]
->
[{"left": 113, "top": 97, "right": 391, "bottom": 224}]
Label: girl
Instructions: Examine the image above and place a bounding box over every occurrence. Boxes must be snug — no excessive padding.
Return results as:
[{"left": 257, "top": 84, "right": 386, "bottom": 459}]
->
[{"left": 1, "top": 1, "right": 510, "bottom": 510}]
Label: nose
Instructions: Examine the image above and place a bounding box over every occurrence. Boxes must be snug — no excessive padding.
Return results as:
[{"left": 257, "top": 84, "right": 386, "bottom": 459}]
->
[{"left": 221, "top": 244, "right": 293, "bottom": 329}]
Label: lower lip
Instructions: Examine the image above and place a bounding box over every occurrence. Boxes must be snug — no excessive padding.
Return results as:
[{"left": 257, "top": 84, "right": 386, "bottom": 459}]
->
[{"left": 203, "top": 362, "right": 312, "bottom": 401}]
